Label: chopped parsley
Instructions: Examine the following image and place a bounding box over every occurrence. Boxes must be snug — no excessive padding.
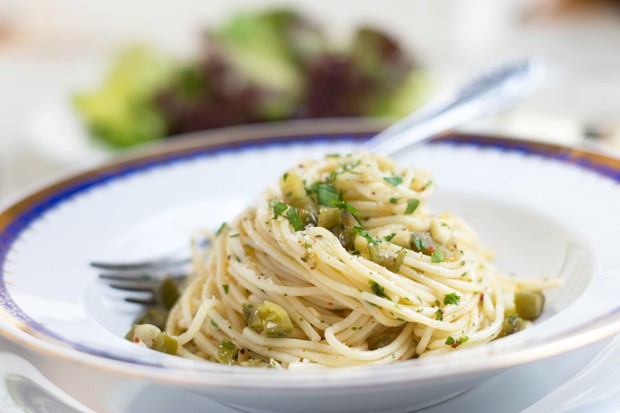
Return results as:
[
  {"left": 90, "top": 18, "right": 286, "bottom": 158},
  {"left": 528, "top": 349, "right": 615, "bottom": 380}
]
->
[
  {"left": 223, "top": 284, "right": 230, "bottom": 294},
  {"left": 330, "top": 199, "right": 359, "bottom": 214},
  {"left": 369, "top": 280, "right": 390, "bottom": 300},
  {"left": 270, "top": 200, "right": 288, "bottom": 219},
  {"left": 270, "top": 199, "right": 305, "bottom": 231},
  {"left": 216, "top": 222, "right": 228, "bottom": 236},
  {"left": 383, "top": 176, "right": 403, "bottom": 186},
  {"left": 282, "top": 172, "right": 289, "bottom": 181},
  {"left": 384, "top": 233, "right": 397, "bottom": 242},
  {"left": 389, "top": 197, "right": 399, "bottom": 204},
  {"left": 412, "top": 237, "right": 426, "bottom": 252},
  {"left": 229, "top": 233, "right": 240, "bottom": 238},
  {"left": 405, "top": 199, "right": 420, "bottom": 214},
  {"left": 285, "top": 207, "right": 304, "bottom": 231},
  {"left": 443, "top": 293, "right": 460, "bottom": 305},
  {"left": 431, "top": 249, "right": 445, "bottom": 263},
  {"left": 314, "top": 182, "right": 340, "bottom": 207},
  {"left": 353, "top": 226, "right": 379, "bottom": 244},
  {"left": 434, "top": 309, "right": 444, "bottom": 321},
  {"left": 445, "top": 335, "right": 469, "bottom": 347}
]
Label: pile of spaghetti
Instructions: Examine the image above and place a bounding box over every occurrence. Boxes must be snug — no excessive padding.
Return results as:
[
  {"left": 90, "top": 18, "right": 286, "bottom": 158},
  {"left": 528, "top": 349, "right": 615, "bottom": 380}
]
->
[{"left": 129, "top": 152, "right": 560, "bottom": 368}]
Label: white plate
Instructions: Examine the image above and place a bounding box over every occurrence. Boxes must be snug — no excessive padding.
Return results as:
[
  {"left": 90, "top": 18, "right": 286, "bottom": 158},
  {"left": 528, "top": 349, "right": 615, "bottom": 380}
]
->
[{"left": 1, "top": 121, "right": 620, "bottom": 413}]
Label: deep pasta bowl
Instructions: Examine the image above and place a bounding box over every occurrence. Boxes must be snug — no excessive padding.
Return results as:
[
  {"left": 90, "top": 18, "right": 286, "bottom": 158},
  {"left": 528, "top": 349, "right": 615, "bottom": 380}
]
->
[{"left": 1, "top": 120, "right": 620, "bottom": 413}]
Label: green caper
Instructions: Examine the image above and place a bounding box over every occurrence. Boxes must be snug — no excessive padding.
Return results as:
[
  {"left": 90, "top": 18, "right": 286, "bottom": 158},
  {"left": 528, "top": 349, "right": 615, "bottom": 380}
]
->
[
  {"left": 368, "top": 244, "right": 406, "bottom": 272},
  {"left": 135, "top": 307, "right": 169, "bottom": 330},
  {"left": 156, "top": 276, "right": 180, "bottom": 310},
  {"left": 218, "top": 339, "right": 239, "bottom": 365},
  {"left": 497, "top": 314, "right": 528, "bottom": 338},
  {"left": 243, "top": 301, "right": 293, "bottom": 337},
  {"left": 240, "top": 358, "right": 272, "bottom": 368},
  {"left": 297, "top": 208, "right": 318, "bottom": 227},
  {"left": 243, "top": 303, "right": 263, "bottom": 332},
  {"left": 318, "top": 207, "right": 341, "bottom": 229},
  {"left": 514, "top": 291, "right": 545, "bottom": 321},
  {"left": 125, "top": 323, "right": 179, "bottom": 355},
  {"left": 152, "top": 332, "right": 179, "bottom": 355}
]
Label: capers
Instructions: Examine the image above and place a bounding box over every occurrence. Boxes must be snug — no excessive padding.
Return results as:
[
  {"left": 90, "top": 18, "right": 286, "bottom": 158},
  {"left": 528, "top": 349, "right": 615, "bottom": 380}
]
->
[
  {"left": 368, "top": 244, "right": 406, "bottom": 272},
  {"left": 155, "top": 276, "right": 180, "bottom": 310},
  {"left": 497, "top": 314, "right": 528, "bottom": 338},
  {"left": 317, "top": 208, "right": 357, "bottom": 250},
  {"left": 151, "top": 331, "right": 179, "bottom": 355},
  {"left": 243, "top": 301, "right": 293, "bottom": 337},
  {"left": 125, "top": 323, "right": 179, "bottom": 355},
  {"left": 218, "top": 339, "right": 239, "bottom": 365},
  {"left": 135, "top": 307, "right": 169, "bottom": 330},
  {"left": 514, "top": 291, "right": 545, "bottom": 321},
  {"left": 318, "top": 207, "right": 341, "bottom": 229}
]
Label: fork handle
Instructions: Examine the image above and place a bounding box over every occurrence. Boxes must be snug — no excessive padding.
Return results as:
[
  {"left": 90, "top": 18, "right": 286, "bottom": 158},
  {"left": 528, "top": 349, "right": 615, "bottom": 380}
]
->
[{"left": 363, "top": 58, "right": 544, "bottom": 156}]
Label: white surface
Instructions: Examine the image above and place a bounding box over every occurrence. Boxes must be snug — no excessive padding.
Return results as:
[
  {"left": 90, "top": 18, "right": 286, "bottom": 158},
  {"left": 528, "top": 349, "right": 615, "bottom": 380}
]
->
[{"left": 1, "top": 138, "right": 620, "bottom": 412}]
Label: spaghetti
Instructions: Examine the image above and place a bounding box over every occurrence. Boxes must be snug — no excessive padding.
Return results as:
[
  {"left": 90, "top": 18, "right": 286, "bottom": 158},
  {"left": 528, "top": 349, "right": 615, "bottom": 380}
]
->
[{"left": 153, "top": 152, "right": 560, "bottom": 367}]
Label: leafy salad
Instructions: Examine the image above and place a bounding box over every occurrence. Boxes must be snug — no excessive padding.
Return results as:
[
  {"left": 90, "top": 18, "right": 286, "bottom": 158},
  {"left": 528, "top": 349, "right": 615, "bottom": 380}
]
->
[{"left": 75, "top": 9, "right": 426, "bottom": 148}]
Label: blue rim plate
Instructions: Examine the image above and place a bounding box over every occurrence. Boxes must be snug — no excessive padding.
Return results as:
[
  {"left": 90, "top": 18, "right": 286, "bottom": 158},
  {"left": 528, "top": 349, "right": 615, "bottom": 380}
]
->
[{"left": 0, "top": 120, "right": 619, "bottom": 410}]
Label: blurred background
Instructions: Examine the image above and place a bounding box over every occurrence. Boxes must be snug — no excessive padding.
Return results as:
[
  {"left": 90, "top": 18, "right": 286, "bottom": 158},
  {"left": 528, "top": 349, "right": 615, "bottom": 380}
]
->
[{"left": 1, "top": 0, "right": 620, "bottom": 200}]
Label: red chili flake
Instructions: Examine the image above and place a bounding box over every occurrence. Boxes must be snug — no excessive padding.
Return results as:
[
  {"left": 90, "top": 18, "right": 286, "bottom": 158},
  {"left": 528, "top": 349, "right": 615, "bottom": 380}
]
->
[
  {"left": 327, "top": 301, "right": 333, "bottom": 306},
  {"left": 240, "top": 349, "right": 246, "bottom": 355},
  {"left": 134, "top": 337, "right": 140, "bottom": 343},
  {"left": 479, "top": 293, "right": 484, "bottom": 302},
  {"left": 427, "top": 246, "right": 436, "bottom": 253},
  {"left": 371, "top": 191, "right": 376, "bottom": 195}
]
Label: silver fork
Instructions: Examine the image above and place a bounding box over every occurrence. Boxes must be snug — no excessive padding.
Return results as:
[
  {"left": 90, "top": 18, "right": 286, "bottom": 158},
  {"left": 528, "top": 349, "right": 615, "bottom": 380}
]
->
[{"left": 93, "top": 57, "right": 543, "bottom": 305}]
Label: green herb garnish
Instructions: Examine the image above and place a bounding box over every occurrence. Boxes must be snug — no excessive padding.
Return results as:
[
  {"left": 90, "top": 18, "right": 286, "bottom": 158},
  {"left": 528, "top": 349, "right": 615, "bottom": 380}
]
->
[
  {"left": 405, "top": 199, "right": 420, "bottom": 214},
  {"left": 216, "top": 222, "right": 228, "bottom": 236},
  {"left": 431, "top": 249, "right": 445, "bottom": 263},
  {"left": 330, "top": 199, "right": 359, "bottom": 214},
  {"left": 383, "top": 176, "right": 403, "bottom": 186},
  {"left": 443, "top": 293, "right": 460, "bottom": 305},
  {"left": 446, "top": 335, "right": 468, "bottom": 347},
  {"left": 223, "top": 284, "right": 230, "bottom": 294},
  {"left": 270, "top": 200, "right": 288, "bottom": 219},
  {"left": 384, "top": 233, "right": 397, "bottom": 242},
  {"left": 434, "top": 309, "right": 444, "bottom": 321},
  {"left": 369, "top": 280, "right": 390, "bottom": 300},
  {"left": 314, "top": 182, "right": 340, "bottom": 207},
  {"left": 412, "top": 237, "right": 426, "bottom": 251},
  {"left": 353, "top": 226, "right": 379, "bottom": 244},
  {"left": 285, "top": 207, "right": 304, "bottom": 231}
]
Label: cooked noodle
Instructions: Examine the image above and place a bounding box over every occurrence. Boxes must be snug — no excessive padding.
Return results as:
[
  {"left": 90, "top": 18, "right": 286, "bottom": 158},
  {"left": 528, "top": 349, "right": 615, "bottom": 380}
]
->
[{"left": 162, "top": 152, "right": 560, "bottom": 368}]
